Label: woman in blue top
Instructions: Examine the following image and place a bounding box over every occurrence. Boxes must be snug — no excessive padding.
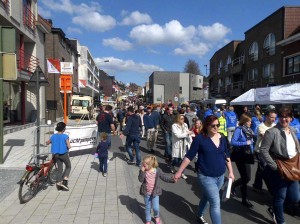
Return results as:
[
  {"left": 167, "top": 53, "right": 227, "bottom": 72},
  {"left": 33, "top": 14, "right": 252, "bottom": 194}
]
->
[
  {"left": 46, "top": 122, "right": 71, "bottom": 191},
  {"left": 231, "top": 114, "right": 254, "bottom": 208},
  {"left": 174, "top": 115, "right": 235, "bottom": 224}
]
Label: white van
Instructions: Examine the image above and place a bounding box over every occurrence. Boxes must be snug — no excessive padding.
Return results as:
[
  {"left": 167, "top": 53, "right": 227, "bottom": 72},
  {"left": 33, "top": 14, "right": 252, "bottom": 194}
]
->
[
  {"left": 69, "top": 95, "right": 93, "bottom": 118},
  {"left": 202, "top": 98, "right": 227, "bottom": 108}
]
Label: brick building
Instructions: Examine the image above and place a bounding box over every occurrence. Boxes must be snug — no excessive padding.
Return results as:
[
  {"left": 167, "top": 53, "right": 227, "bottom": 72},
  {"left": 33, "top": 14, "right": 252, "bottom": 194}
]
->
[
  {"left": 44, "top": 21, "right": 80, "bottom": 122},
  {"left": 208, "top": 6, "right": 300, "bottom": 101},
  {"left": 99, "top": 70, "right": 115, "bottom": 100}
]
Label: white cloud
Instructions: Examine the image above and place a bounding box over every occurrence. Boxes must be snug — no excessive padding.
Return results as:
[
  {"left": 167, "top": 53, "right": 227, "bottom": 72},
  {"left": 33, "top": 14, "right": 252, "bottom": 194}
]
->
[
  {"left": 66, "top": 27, "right": 82, "bottom": 35},
  {"left": 38, "top": 6, "right": 51, "bottom": 18},
  {"left": 120, "top": 11, "right": 152, "bottom": 26},
  {"left": 198, "top": 23, "right": 231, "bottom": 42},
  {"left": 174, "top": 42, "right": 210, "bottom": 58},
  {"left": 40, "top": 1, "right": 116, "bottom": 32},
  {"left": 39, "top": 0, "right": 74, "bottom": 14},
  {"left": 95, "top": 57, "right": 164, "bottom": 74},
  {"left": 72, "top": 11, "right": 116, "bottom": 32},
  {"left": 130, "top": 20, "right": 195, "bottom": 45},
  {"left": 102, "top": 38, "right": 133, "bottom": 51}
]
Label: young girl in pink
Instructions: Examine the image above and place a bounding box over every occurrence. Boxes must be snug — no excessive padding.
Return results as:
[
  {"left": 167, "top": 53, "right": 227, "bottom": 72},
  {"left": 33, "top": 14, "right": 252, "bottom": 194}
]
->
[{"left": 138, "top": 155, "right": 174, "bottom": 224}]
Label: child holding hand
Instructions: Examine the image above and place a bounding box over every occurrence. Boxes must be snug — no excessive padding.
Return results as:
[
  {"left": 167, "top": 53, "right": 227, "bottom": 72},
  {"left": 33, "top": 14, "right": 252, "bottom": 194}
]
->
[
  {"left": 96, "top": 132, "right": 109, "bottom": 177},
  {"left": 138, "top": 155, "right": 175, "bottom": 224}
]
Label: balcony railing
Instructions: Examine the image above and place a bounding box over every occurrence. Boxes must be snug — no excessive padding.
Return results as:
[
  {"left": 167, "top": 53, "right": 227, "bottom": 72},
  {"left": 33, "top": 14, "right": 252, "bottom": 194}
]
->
[
  {"left": 23, "top": 5, "right": 36, "bottom": 30},
  {"left": 18, "top": 48, "right": 39, "bottom": 73},
  {"left": 1, "top": 0, "right": 10, "bottom": 11}
]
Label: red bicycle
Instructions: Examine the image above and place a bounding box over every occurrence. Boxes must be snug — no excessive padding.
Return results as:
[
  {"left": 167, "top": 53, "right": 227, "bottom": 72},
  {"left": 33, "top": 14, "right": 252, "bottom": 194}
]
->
[{"left": 18, "top": 153, "right": 58, "bottom": 204}]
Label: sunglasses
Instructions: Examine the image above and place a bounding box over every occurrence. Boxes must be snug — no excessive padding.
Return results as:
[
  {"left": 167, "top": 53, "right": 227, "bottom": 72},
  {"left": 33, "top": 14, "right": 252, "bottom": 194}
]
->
[{"left": 210, "top": 124, "right": 220, "bottom": 128}]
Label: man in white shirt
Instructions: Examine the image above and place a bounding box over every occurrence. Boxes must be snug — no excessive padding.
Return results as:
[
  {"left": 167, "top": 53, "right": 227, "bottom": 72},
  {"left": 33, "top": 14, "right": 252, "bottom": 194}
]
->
[{"left": 252, "top": 109, "right": 277, "bottom": 192}]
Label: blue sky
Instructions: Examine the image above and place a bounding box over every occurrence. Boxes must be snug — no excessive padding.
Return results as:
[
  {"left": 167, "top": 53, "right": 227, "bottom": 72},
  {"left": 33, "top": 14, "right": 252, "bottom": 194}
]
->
[{"left": 38, "top": 0, "right": 300, "bottom": 86}]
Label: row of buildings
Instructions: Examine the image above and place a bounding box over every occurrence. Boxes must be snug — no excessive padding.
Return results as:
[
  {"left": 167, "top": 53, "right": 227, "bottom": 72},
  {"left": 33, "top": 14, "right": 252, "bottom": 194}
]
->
[
  {"left": 146, "top": 6, "right": 300, "bottom": 106},
  {"left": 208, "top": 6, "right": 300, "bottom": 100},
  {"left": 0, "top": 0, "right": 120, "bottom": 124}
]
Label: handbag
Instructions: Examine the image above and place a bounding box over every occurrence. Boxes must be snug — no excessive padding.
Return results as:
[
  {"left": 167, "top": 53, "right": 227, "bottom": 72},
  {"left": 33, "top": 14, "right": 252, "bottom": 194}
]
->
[
  {"left": 230, "top": 145, "right": 254, "bottom": 164},
  {"left": 276, "top": 153, "right": 300, "bottom": 181}
]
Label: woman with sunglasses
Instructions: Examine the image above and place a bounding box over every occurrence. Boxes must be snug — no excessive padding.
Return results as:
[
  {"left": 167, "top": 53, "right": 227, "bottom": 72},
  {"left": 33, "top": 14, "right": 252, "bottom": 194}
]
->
[
  {"left": 230, "top": 113, "right": 255, "bottom": 208},
  {"left": 174, "top": 115, "right": 234, "bottom": 224}
]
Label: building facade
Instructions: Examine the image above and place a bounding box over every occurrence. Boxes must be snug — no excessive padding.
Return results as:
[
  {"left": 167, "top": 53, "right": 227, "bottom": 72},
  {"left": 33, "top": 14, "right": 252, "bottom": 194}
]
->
[
  {"left": 44, "top": 22, "right": 80, "bottom": 122},
  {"left": 78, "top": 46, "right": 100, "bottom": 98},
  {"left": 1, "top": 0, "right": 49, "bottom": 124},
  {"left": 149, "top": 71, "right": 203, "bottom": 105},
  {"left": 99, "top": 70, "right": 115, "bottom": 100},
  {"left": 208, "top": 6, "right": 300, "bottom": 101}
]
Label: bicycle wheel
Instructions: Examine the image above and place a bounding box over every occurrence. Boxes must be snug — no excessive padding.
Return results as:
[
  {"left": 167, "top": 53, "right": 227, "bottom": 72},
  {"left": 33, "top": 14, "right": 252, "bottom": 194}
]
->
[
  {"left": 48, "top": 162, "right": 58, "bottom": 184},
  {"left": 18, "top": 170, "right": 39, "bottom": 204}
]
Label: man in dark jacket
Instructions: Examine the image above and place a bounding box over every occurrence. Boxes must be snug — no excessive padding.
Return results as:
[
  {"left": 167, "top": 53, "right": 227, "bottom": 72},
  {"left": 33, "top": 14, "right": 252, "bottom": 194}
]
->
[
  {"left": 121, "top": 106, "right": 142, "bottom": 166},
  {"left": 160, "top": 106, "right": 175, "bottom": 160},
  {"left": 151, "top": 105, "right": 161, "bottom": 143},
  {"left": 143, "top": 106, "right": 156, "bottom": 153}
]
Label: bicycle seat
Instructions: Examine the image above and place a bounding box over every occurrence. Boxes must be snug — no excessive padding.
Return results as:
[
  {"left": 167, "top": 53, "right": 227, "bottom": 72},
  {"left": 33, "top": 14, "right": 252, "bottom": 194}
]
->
[{"left": 37, "top": 155, "right": 48, "bottom": 161}]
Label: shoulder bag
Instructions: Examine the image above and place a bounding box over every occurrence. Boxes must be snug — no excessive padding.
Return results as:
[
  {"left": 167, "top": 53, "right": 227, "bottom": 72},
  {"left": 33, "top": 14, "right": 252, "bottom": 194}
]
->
[{"left": 276, "top": 153, "right": 300, "bottom": 181}]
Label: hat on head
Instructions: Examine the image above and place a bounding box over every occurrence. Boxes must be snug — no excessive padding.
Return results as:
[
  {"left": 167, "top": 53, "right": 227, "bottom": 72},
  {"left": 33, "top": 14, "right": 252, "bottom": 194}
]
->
[{"left": 266, "top": 105, "right": 275, "bottom": 111}]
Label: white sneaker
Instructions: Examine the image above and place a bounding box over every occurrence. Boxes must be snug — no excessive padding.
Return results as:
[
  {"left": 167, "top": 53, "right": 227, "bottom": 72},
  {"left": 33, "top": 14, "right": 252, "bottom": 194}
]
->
[{"left": 181, "top": 174, "right": 188, "bottom": 179}]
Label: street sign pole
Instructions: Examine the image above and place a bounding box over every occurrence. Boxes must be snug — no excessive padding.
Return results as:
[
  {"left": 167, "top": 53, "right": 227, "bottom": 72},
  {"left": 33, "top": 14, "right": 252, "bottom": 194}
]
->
[
  {"left": 36, "top": 68, "right": 40, "bottom": 155},
  {"left": 64, "top": 79, "right": 67, "bottom": 124}
]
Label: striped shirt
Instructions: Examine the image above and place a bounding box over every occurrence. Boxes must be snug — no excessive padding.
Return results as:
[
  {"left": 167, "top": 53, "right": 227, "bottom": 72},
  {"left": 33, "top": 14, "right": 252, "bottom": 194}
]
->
[{"left": 145, "top": 168, "right": 157, "bottom": 194}]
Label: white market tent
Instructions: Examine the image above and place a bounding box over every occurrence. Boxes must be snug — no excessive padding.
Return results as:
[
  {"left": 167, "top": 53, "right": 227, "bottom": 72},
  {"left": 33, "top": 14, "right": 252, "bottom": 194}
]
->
[{"left": 230, "top": 83, "right": 300, "bottom": 105}]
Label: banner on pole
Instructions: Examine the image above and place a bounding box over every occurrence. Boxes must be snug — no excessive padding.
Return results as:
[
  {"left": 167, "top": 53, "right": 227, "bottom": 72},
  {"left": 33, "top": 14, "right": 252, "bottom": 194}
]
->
[
  {"left": 60, "top": 62, "right": 73, "bottom": 74},
  {"left": 47, "top": 58, "right": 60, "bottom": 73},
  {"left": 63, "top": 124, "right": 98, "bottom": 150}
]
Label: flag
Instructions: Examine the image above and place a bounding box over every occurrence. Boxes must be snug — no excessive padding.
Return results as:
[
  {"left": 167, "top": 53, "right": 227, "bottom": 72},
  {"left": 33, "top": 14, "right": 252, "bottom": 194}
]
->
[
  {"left": 78, "top": 80, "right": 86, "bottom": 88},
  {"left": 47, "top": 58, "right": 60, "bottom": 73}
]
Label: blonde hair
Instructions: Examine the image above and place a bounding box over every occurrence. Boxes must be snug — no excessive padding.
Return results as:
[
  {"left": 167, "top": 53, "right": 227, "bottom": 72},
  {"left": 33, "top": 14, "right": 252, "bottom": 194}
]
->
[
  {"left": 175, "top": 114, "right": 184, "bottom": 123},
  {"left": 100, "top": 132, "right": 108, "bottom": 141},
  {"left": 143, "top": 155, "right": 158, "bottom": 168}
]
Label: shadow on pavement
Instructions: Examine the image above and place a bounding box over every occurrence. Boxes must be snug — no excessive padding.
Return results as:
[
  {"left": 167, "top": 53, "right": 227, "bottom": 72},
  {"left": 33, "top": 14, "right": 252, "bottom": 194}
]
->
[
  {"left": 221, "top": 198, "right": 272, "bottom": 224},
  {"left": 119, "top": 195, "right": 144, "bottom": 221},
  {"left": 160, "top": 189, "right": 198, "bottom": 224},
  {"left": 3, "top": 139, "right": 25, "bottom": 162},
  {"left": 69, "top": 148, "right": 95, "bottom": 157}
]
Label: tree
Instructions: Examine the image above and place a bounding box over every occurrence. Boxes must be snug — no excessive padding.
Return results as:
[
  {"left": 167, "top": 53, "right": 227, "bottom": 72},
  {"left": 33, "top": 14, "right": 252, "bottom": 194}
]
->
[
  {"left": 184, "top": 59, "right": 201, "bottom": 75},
  {"left": 128, "top": 82, "right": 139, "bottom": 92}
]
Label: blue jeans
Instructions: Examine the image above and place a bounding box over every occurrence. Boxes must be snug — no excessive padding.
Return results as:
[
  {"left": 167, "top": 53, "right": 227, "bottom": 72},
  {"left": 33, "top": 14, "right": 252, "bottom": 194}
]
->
[
  {"left": 126, "top": 134, "right": 141, "bottom": 165},
  {"left": 164, "top": 131, "right": 172, "bottom": 158},
  {"left": 144, "top": 194, "right": 159, "bottom": 222},
  {"left": 99, "top": 156, "right": 108, "bottom": 173},
  {"left": 265, "top": 166, "right": 300, "bottom": 224},
  {"left": 197, "top": 172, "right": 224, "bottom": 224}
]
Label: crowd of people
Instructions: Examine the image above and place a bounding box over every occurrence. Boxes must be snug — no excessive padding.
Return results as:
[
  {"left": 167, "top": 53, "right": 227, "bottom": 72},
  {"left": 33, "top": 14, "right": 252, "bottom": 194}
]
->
[{"left": 50, "top": 101, "right": 300, "bottom": 224}]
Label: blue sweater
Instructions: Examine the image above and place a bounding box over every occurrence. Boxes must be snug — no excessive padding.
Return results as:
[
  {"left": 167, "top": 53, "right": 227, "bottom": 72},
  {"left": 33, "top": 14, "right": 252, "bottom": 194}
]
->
[
  {"left": 151, "top": 110, "right": 161, "bottom": 126},
  {"left": 251, "top": 116, "right": 262, "bottom": 136},
  {"left": 185, "top": 134, "right": 229, "bottom": 177},
  {"left": 225, "top": 111, "right": 237, "bottom": 128},
  {"left": 231, "top": 126, "right": 254, "bottom": 152},
  {"left": 124, "top": 114, "right": 141, "bottom": 135},
  {"left": 143, "top": 113, "right": 156, "bottom": 130},
  {"left": 96, "top": 141, "right": 109, "bottom": 157},
  {"left": 290, "top": 118, "right": 300, "bottom": 140}
]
